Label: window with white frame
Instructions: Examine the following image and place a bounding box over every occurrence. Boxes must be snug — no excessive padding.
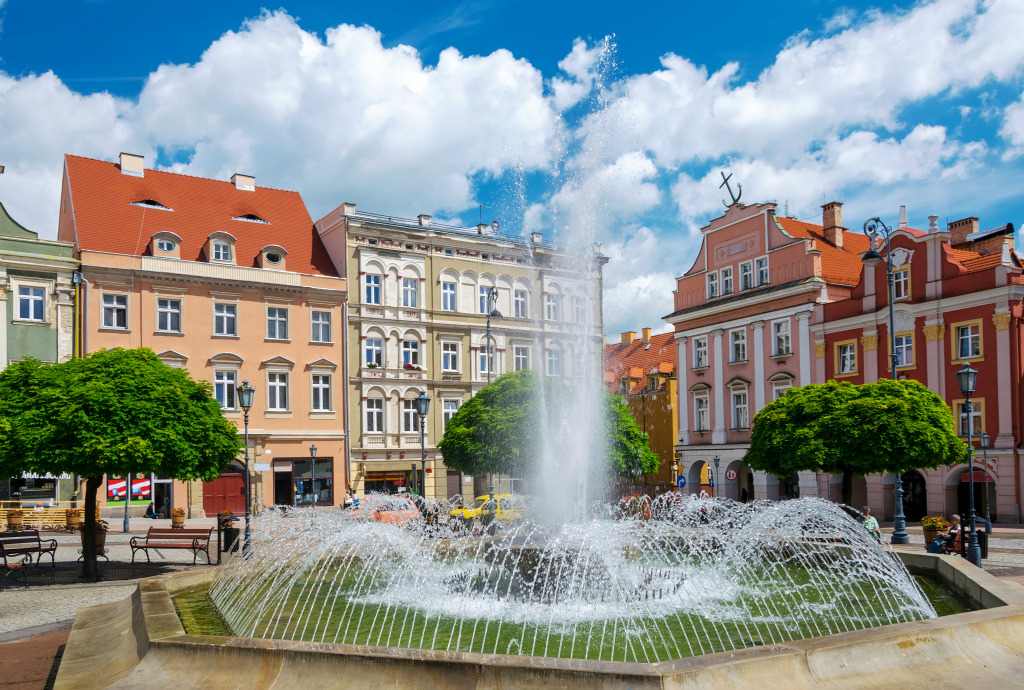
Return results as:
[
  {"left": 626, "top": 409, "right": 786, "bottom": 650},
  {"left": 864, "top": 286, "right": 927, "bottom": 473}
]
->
[
  {"left": 893, "top": 267, "right": 910, "bottom": 300},
  {"left": 732, "top": 389, "right": 749, "bottom": 429},
  {"left": 364, "top": 274, "right": 381, "bottom": 305},
  {"left": 693, "top": 336, "right": 708, "bottom": 368},
  {"left": 721, "top": 267, "right": 733, "bottom": 294},
  {"left": 311, "top": 374, "right": 331, "bottom": 411},
  {"left": 442, "top": 400, "right": 460, "bottom": 432},
  {"left": 755, "top": 257, "right": 769, "bottom": 286},
  {"left": 773, "top": 320, "right": 791, "bottom": 355},
  {"left": 442, "top": 342, "right": 459, "bottom": 371},
  {"left": 545, "top": 293, "right": 560, "bottom": 321},
  {"left": 514, "top": 290, "right": 528, "bottom": 318},
  {"left": 267, "top": 372, "right": 288, "bottom": 410},
  {"left": 365, "top": 398, "right": 384, "bottom": 432},
  {"left": 838, "top": 343, "right": 857, "bottom": 374},
  {"left": 479, "top": 344, "right": 494, "bottom": 375},
  {"left": 693, "top": 391, "right": 709, "bottom": 431},
  {"left": 573, "top": 297, "right": 586, "bottom": 323},
  {"left": 212, "top": 241, "right": 232, "bottom": 262},
  {"left": 213, "top": 303, "right": 237, "bottom": 336},
  {"left": 364, "top": 338, "right": 383, "bottom": 367},
  {"left": 707, "top": 272, "right": 719, "bottom": 298},
  {"left": 956, "top": 400, "right": 983, "bottom": 437},
  {"left": 546, "top": 349, "right": 562, "bottom": 376},
  {"left": 402, "top": 340, "right": 420, "bottom": 367},
  {"left": 514, "top": 346, "right": 530, "bottom": 371},
  {"left": 266, "top": 307, "right": 288, "bottom": 340},
  {"left": 957, "top": 324, "right": 980, "bottom": 359},
  {"left": 740, "top": 261, "right": 753, "bottom": 291},
  {"left": 895, "top": 333, "right": 913, "bottom": 367},
  {"left": 402, "top": 278, "right": 418, "bottom": 308},
  {"left": 441, "top": 282, "right": 457, "bottom": 311},
  {"left": 772, "top": 378, "right": 793, "bottom": 400},
  {"left": 102, "top": 294, "right": 128, "bottom": 329},
  {"left": 214, "top": 370, "right": 236, "bottom": 409},
  {"left": 403, "top": 399, "right": 418, "bottom": 432},
  {"left": 730, "top": 329, "right": 746, "bottom": 362},
  {"left": 311, "top": 310, "right": 331, "bottom": 342},
  {"left": 479, "top": 287, "right": 491, "bottom": 314},
  {"left": 17, "top": 286, "right": 45, "bottom": 321},
  {"left": 156, "top": 298, "right": 181, "bottom": 333}
]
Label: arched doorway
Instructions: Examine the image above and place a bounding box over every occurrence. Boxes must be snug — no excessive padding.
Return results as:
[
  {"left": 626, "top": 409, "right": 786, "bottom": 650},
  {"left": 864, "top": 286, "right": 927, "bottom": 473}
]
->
[
  {"left": 900, "top": 470, "right": 927, "bottom": 522},
  {"left": 687, "top": 461, "right": 711, "bottom": 496},
  {"left": 954, "top": 468, "right": 994, "bottom": 522},
  {"left": 780, "top": 473, "right": 799, "bottom": 499},
  {"left": 203, "top": 463, "right": 246, "bottom": 515}
]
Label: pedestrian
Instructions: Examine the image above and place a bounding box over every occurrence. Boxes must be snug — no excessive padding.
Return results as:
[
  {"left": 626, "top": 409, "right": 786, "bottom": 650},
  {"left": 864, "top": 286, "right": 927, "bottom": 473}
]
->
[{"left": 861, "top": 506, "right": 880, "bottom": 541}]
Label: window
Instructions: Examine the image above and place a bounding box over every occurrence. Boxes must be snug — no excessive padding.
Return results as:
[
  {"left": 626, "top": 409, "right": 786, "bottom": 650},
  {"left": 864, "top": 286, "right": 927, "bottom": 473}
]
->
[
  {"left": 365, "top": 398, "right": 384, "bottom": 432},
  {"left": 156, "top": 298, "right": 181, "bottom": 333},
  {"left": 267, "top": 307, "right": 288, "bottom": 340},
  {"left": 442, "top": 400, "right": 459, "bottom": 432},
  {"left": 365, "top": 338, "right": 383, "bottom": 367},
  {"left": 514, "top": 346, "right": 530, "bottom": 371},
  {"left": 693, "top": 336, "right": 708, "bottom": 368},
  {"left": 102, "top": 294, "right": 128, "bottom": 329},
  {"left": 893, "top": 267, "right": 910, "bottom": 300},
  {"left": 755, "top": 257, "right": 769, "bottom": 286},
  {"left": 740, "top": 262, "right": 753, "bottom": 291},
  {"left": 546, "top": 349, "right": 562, "bottom": 376},
  {"left": 479, "top": 344, "right": 494, "bottom": 375},
  {"left": 441, "top": 282, "right": 457, "bottom": 311},
  {"left": 212, "top": 241, "right": 232, "bottom": 261},
  {"left": 956, "top": 400, "right": 983, "bottom": 437},
  {"left": 707, "top": 272, "right": 719, "bottom": 298},
  {"left": 402, "top": 278, "right": 418, "bottom": 308},
  {"left": 267, "top": 373, "right": 288, "bottom": 410},
  {"left": 773, "top": 320, "right": 791, "bottom": 356},
  {"left": 545, "top": 294, "right": 560, "bottom": 321},
  {"left": 214, "top": 371, "right": 236, "bottom": 409},
  {"left": 156, "top": 239, "right": 176, "bottom": 252},
  {"left": 772, "top": 379, "right": 792, "bottom": 400},
  {"left": 364, "top": 274, "right": 381, "bottom": 305},
  {"left": 311, "top": 310, "right": 331, "bottom": 342},
  {"left": 402, "top": 340, "right": 420, "bottom": 367},
  {"left": 293, "top": 459, "right": 332, "bottom": 506},
  {"left": 838, "top": 342, "right": 857, "bottom": 374},
  {"left": 403, "top": 399, "right": 418, "bottom": 432},
  {"left": 730, "top": 329, "right": 746, "bottom": 362},
  {"left": 693, "top": 391, "right": 709, "bottom": 431},
  {"left": 721, "top": 267, "right": 733, "bottom": 294},
  {"left": 957, "top": 324, "right": 980, "bottom": 360},
  {"left": 732, "top": 389, "right": 749, "bottom": 429},
  {"left": 214, "top": 303, "right": 237, "bottom": 336},
  {"left": 514, "top": 290, "right": 528, "bottom": 318},
  {"left": 311, "top": 374, "right": 331, "bottom": 411},
  {"left": 17, "top": 286, "right": 45, "bottom": 321},
  {"left": 895, "top": 333, "right": 913, "bottom": 367},
  {"left": 479, "top": 287, "right": 490, "bottom": 314},
  {"left": 442, "top": 342, "right": 459, "bottom": 372}
]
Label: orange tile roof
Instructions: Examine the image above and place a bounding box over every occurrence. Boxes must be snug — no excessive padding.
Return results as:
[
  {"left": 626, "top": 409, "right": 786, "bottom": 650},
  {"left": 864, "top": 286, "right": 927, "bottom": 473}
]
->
[
  {"left": 949, "top": 247, "right": 1009, "bottom": 273},
  {"left": 64, "top": 155, "right": 338, "bottom": 276},
  {"left": 775, "top": 217, "right": 874, "bottom": 286},
  {"left": 603, "top": 331, "right": 677, "bottom": 394}
]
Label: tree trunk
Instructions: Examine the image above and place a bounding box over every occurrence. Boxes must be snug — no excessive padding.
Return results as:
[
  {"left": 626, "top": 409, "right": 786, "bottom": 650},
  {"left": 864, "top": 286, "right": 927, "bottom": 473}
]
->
[
  {"left": 82, "top": 476, "right": 101, "bottom": 580},
  {"left": 841, "top": 469, "right": 853, "bottom": 506}
]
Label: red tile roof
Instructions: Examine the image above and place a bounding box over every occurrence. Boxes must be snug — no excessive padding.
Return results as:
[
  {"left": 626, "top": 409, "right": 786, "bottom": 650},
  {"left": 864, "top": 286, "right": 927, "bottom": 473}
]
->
[
  {"left": 603, "top": 331, "right": 677, "bottom": 395},
  {"left": 63, "top": 155, "right": 338, "bottom": 276},
  {"left": 776, "top": 217, "right": 871, "bottom": 287},
  {"left": 949, "top": 247, "right": 1008, "bottom": 273}
]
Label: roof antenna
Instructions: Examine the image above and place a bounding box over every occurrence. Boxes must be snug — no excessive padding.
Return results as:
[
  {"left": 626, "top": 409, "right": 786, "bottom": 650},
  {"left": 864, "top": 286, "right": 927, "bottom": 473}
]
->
[{"left": 784, "top": 199, "right": 789, "bottom": 217}]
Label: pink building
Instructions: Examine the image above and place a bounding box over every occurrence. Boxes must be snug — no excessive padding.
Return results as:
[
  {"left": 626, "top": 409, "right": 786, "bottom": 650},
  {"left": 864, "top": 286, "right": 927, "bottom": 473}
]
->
[{"left": 59, "top": 153, "right": 349, "bottom": 517}]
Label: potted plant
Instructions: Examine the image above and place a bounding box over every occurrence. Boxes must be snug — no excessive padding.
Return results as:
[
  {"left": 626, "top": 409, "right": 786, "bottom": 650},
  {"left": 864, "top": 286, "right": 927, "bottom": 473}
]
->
[
  {"left": 403, "top": 363, "right": 418, "bottom": 370},
  {"left": 6, "top": 508, "right": 24, "bottom": 530},
  {"left": 921, "top": 515, "right": 949, "bottom": 546},
  {"left": 171, "top": 506, "right": 186, "bottom": 528},
  {"left": 80, "top": 515, "right": 109, "bottom": 551},
  {"left": 219, "top": 509, "right": 240, "bottom": 553},
  {"left": 366, "top": 362, "right": 379, "bottom": 369},
  {"left": 65, "top": 507, "right": 84, "bottom": 530}
]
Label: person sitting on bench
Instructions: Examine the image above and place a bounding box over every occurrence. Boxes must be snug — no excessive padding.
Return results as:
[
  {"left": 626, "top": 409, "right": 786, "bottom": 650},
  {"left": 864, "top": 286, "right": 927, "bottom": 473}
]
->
[{"left": 927, "top": 514, "right": 961, "bottom": 553}]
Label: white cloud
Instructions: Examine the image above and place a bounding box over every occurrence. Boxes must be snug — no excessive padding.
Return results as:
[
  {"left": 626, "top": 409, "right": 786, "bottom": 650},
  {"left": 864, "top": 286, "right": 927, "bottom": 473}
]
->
[
  {"left": 548, "top": 37, "right": 609, "bottom": 111},
  {"left": 1000, "top": 89, "right": 1024, "bottom": 158}
]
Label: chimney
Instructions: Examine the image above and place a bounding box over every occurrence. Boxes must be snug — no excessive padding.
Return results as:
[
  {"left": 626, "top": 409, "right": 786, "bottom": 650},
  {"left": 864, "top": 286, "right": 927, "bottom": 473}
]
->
[
  {"left": 621, "top": 331, "right": 637, "bottom": 344},
  {"left": 821, "top": 201, "right": 844, "bottom": 249},
  {"left": 897, "top": 205, "right": 909, "bottom": 229},
  {"left": 341, "top": 202, "right": 357, "bottom": 216},
  {"left": 231, "top": 173, "right": 255, "bottom": 191},
  {"left": 642, "top": 327, "right": 652, "bottom": 343},
  {"left": 948, "top": 217, "right": 979, "bottom": 246},
  {"left": 928, "top": 214, "right": 939, "bottom": 234},
  {"left": 417, "top": 214, "right": 432, "bottom": 227},
  {"left": 530, "top": 231, "right": 542, "bottom": 244},
  {"left": 119, "top": 152, "right": 144, "bottom": 177},
  {"left": 477, "top": 223, "right": 490, "bottom": 235}
]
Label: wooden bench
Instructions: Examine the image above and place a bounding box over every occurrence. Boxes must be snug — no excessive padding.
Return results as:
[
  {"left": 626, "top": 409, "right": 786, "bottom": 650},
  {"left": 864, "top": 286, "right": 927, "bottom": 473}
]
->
[
  {"left": 0, "top": 529, "right": 58, "bottom": 568},
  {"left": 130, "top": 527, "right": 213, "bottom": 565}
]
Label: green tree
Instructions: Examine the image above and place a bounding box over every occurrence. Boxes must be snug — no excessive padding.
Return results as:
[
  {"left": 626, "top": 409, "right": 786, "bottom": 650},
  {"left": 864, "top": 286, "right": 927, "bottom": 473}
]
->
[
  {"left": 0, "top": 348, "right": 242, "bottom": 579},
  {"left": 745, "top": 379, "right": 967, "bottom": 504},
  {"left": 438, "top": 369, "right": 659, "bottom": 480}
]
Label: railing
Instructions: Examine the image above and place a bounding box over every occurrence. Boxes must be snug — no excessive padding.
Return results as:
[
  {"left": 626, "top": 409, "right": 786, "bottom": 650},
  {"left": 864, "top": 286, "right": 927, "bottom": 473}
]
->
[{"left": 1, "top": 500, "right": 80, "bottom": 530}]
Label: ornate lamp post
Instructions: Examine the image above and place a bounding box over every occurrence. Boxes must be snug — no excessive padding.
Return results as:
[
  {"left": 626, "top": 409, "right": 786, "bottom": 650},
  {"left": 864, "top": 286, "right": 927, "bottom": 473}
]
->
[
  {"left": 862, "top": 216, "right": 910, "bottom": 545},
  {"left": 416, "top": 390, "right": 431, "bottom": 499},
  {"left": 236, "top": 380, "right": 255, "bottom": 556},
  {"left": 309, "top": 444, "right": 317, "bottom": 509},
  {"left": 484, "top": 286, "right": 501, "bottom": 500},
  {"left": 713, "top": 456, "right": 720, "bottom": 497},
  {"left": 955, "top": 362, "right": 983, "bottom": 566},
  {"left": 980, "top": 431, "right": 992, "bottom": 534}
]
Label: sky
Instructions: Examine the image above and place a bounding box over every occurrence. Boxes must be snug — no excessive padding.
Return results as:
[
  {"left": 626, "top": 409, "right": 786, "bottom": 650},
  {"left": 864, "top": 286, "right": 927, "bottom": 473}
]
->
[{"left": 2, "top": 0, "right": 1024, "bottom": 336}]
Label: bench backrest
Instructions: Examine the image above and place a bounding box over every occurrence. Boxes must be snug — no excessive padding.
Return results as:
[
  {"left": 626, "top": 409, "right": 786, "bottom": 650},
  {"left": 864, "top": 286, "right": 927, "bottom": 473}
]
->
[
  {"left": 147, "top": 527, "right": 212, "bottom": 541},
  {"left": 0, "top": 530, "right": 42, "bottom": 548}
]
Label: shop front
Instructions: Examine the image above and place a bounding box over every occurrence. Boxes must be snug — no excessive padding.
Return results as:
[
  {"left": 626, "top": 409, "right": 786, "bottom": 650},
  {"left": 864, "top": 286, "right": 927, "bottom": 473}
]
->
[{"left": 364, "top": 470, "right": 413, "bottom": 495}]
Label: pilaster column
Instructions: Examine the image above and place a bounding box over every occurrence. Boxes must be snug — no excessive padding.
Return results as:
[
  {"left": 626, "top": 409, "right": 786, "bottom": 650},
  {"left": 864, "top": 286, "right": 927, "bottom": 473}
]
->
[
  {"left": 56, "top": 277, "right": 75, "bottom": 363},
  {"left": 677, "top": 336, "right": 690, "bottom": 445},
  {"left": 751, "top": 321, "right": 766, "bottom": 413},
  {"left": 922, "top": 322, "right": 945, "bottom": 393},
  {"left": 860, "top": 331, "right": 879, "bottom": 382},
  {"left": 712, "top": 329, "right": 725, "bottom": 444},
  {"left": 0, "top": 278, "right": 7, "bottom": 370},
  {"left": 814, "top": 341, "right": 826, "bottom": 384},
  {"left": 993, "top": 312, "right": 1014, "bottom": 448},
  {"left": 796, "top": 312, "right": 812, "bottom": 386}
]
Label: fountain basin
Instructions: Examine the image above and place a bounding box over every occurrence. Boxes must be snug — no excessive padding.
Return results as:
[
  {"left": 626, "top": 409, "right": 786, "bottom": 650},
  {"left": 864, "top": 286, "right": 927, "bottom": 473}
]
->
[{"left": 54, "top": 551, "right": 1024, "bottom": 689}]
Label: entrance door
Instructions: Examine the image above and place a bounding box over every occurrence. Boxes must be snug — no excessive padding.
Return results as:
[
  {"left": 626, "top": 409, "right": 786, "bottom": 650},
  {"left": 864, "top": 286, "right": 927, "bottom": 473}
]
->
[
  {"left": 446, "top": 471, "right": 460, "bottom": 500},
  {"left": 203, "top": 472, "right": 245, "bottom": 515},
  {"left": 153, "top": 481, "right": 173, "bottom": 518},
  {"left": 274, "top": 471, "right": 294, "bottom": 507},
  {"left": 901, "top": 470, "right": 927, "bottom": 522}
]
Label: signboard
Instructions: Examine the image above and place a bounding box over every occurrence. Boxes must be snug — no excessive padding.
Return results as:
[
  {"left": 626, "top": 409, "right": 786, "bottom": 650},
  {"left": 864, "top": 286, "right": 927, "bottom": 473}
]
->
[
  {"left": 107, "top": 473, "right": 151, "bottom": 501},
  {"left": 708, "top": 475, "right": 714, "bottom": 488},
  {"left": 725, "top": 468, "right": 738, "bottom": 481},
  {"left": 253, "top": 463, "right": 272, "bottom": 472},
  {"left": 961, "top": 471, "right": 991, "bottom": 483},
  {"left": 676, "top": 475, "right": 686, "bottom": 489}
]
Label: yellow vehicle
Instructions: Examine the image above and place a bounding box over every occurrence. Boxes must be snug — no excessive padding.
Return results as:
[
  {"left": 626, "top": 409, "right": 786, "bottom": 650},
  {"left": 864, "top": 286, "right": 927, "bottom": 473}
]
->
[{"left": 449, "top": 494, "right": 525, "bottom": 523}]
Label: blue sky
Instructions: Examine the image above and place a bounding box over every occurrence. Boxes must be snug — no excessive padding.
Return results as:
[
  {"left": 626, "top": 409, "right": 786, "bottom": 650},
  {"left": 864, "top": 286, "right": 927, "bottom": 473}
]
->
[{"left": 1, "top": 0, "right": 1023, "bottom": 335}]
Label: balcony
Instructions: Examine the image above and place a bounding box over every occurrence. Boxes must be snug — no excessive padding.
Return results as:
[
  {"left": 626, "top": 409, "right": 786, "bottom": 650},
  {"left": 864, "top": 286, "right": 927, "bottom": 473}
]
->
[{"left": 360, "top": 366, "right": 426, "bottom": 380}]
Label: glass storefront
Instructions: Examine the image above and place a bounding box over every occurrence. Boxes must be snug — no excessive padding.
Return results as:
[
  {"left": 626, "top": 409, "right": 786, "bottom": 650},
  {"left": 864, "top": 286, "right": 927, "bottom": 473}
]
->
[{"left": 294, "top": 459, "right": 333, "bottom": 506}]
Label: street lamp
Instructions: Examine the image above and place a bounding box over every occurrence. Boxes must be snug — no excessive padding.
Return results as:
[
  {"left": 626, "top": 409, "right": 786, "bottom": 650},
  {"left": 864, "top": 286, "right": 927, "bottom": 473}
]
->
[
  {"left": 416, "top": 390, "right": 431, "bottom": 499},
  {"left": 862, "top": 216, "right": 910, "bottom": 545},
  {"left": 309, "top": 444, "right": 317, "bottom": 509},
  {"left": 484, "top": 286, "right": 502, "bottom": 500},
  {"left": 955, "top": 361, "right": 982, "bottom": 566},
  {"left": 980, "top": 431, "right": 992, "bottom": 535},
  {"left": 713, "top": 456, "right": 720, "bottom": 498},
  {"left": 236, "top": 380, "right": 255, "bottom": 556}
]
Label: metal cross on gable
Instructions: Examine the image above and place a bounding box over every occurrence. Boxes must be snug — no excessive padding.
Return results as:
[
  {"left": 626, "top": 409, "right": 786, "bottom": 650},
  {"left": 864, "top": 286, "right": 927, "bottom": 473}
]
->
[{"left": 720, "top": 171, "right": 742, "bottom": 207}]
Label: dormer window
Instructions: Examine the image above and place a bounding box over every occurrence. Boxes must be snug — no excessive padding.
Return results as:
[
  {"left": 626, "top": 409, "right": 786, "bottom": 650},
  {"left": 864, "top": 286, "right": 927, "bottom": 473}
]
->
[
  {"left": 150, "top": 231, "right": 182, "bottom": 259},
  {"left": 232, "top": 213, "right": 270, "bottom": 225},
  {"left": 213, "top": 242, "right": 232, "bottom": 261},
  {"left": 205, "top": 232, "right": 237, "bottom": 265},
  {"left": 156, "top": 239, "right": 176, "bottom": 252},
  {"left": 258, "top": 244, "right": 288, "bottom": 270},
  {"left": 131, "top": 199, "right": 172, "bottom": 211}
]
